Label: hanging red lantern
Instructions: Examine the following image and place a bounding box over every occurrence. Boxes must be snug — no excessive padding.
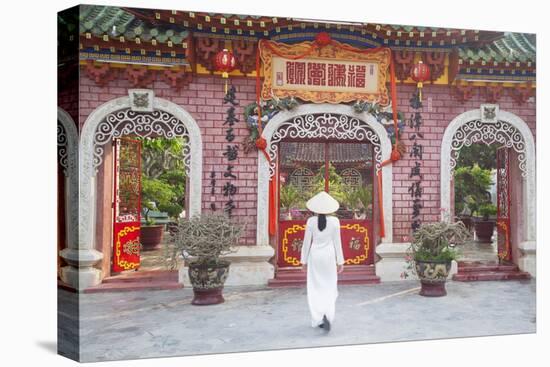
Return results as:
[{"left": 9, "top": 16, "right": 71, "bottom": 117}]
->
[
  {"left": 214, "top": 48, "right": 237, "bottom": 94},
  {"left": 410, "top": 60, "right": 431, "bottom": 102},
  {"left": 315, "top": 32, "right": 332, "bottom": 47}
]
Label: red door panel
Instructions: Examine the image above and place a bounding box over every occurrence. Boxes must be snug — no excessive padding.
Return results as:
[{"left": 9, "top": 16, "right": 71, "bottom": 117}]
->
[
  {"left": 112, "top": 138, "right": 142, "bottom": 272},
  {"left": 278, "top": 219, "right": 374, "bottom": 268}
]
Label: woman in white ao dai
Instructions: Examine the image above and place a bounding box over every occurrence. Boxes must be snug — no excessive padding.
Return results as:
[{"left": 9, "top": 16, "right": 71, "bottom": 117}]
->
[{"left": 300, "top": 191, "right": 345, "bottom": 331}]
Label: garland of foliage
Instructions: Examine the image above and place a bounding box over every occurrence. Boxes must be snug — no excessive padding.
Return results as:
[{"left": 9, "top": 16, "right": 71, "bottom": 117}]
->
[{"left": 242, "top": 98, "right": 406, "bottom": 153}]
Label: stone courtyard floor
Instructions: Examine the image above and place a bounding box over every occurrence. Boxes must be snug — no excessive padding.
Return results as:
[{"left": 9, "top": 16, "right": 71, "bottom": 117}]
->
[{"left": 58, "top": 279, "right": 536, "bottom": 362}]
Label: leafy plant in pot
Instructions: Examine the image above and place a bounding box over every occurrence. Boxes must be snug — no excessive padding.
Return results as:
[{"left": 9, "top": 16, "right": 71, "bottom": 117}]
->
[
  {"left": 402, "top": 220, "right": 471, "bottom": 297},
  {"left": 168, "top": 214, "right": 245, "bottom": 305},
  {"left": 279, "top": 184, "right": 302, "bottom": 220},
  {"left": 453, "top": 164, "right": 493, "bottom": 231},
  {"left": 141, "top": 177, "right": 176, "bottom": 250},
  {"left": 140, "top": 137, "right": 186, "bottom": 251},
  {"left": 474, "top": 203, "right": 497, "bottom": 243}
]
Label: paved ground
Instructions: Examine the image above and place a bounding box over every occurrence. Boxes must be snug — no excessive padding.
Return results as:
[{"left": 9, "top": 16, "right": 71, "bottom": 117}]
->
[
  {"left": 460, "top": 236, "right": 498, "bottom": 262},
  {"left": 58, "top": 279, "right": 536, "bottom": 362}
]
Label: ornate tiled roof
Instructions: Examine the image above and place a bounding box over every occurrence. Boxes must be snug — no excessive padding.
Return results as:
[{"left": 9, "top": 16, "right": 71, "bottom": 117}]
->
[
  {"left": 459, "top": 33, "right": 535, "bottom": 63},
  {"left": 80, "top": 5, "right": 189, "bottom": 45},
  {"left": 453, "top": 33, "right": 535, "bottom": 82},
  {"left": 71, "top": 5, "right": 535, "bottom": 83},
  {"left": 281, "top": 142, "right": 373, "bottom": 164}
]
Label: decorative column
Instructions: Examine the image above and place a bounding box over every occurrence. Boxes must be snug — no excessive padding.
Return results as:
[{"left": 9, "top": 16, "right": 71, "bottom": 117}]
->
[{"left": 57, "top": 108, "right": 104, "bottom": 290}]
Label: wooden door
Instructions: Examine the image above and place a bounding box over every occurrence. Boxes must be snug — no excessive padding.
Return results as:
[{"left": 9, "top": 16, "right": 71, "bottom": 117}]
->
[
  {"left": 112, "top": 137, "right": 142, "bottom": 272},
  {"left": 277, "top": 141, "right": 375, "bottom": 268},
  {"left": 496, "top": 146, "right": 512, "bottom": 262}
]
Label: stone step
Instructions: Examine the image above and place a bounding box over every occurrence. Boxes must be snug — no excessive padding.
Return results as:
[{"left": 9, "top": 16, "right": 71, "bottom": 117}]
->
[
  {"left": 452, "top": 271, "right": 531, "bottom": 282},
  {"left": 83, "top": 280, "right": 183, "bottom": 293},
  {"left": 268, "top": 266, "right": 380, "bottom": 287},
  {"left": 457, "top": 264, "right": 519, "bottom": 273}
]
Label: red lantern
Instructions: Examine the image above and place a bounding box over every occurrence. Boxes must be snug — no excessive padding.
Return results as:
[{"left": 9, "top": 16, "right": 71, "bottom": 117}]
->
[
  {"left": 214, "top": 49, "right": 237, "bottom": 93},
  {"left": 315, "top": 32, "right": 332, "bottom": 47},
  {"left": 410, "top": 60, "right": 430, "bottom": 102}
]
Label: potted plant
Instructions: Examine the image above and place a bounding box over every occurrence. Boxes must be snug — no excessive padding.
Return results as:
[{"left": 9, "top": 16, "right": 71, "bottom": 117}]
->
[
  {"left": 140, "top": 137, "right": 186, "bottom": 250},
  {"left": 340, "top": 184, "right": 373, "bottom": 219},
  {"left": 473, "top": 203, "right": 497, "bottom": 243},
  {"left": 453, "top": 164, "right": 492, "bottom": 223},
  {"left": 140, "top": 177, "right": 173, "bottom": 250},
  {"left": 402, "top": 220, "right": 471, "bottom": 297},
  {"left": 279, "top": 184, "right": 301, "bottom": 220},
  {"left": 168, "top": 214, "right": 245, "bottom": 305}
]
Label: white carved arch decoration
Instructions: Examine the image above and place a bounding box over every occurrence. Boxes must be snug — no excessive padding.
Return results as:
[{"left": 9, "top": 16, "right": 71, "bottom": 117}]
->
[
  {"left": 57, "top": 107, "right": 79, "bottom": 250},
  {"left": 92, "top": 109, "right": 191, "bottom": 173},
  {"left": 267, "top": 113, "right": 383, "bottom": 177},
  {"left": 440, "top": 107, "right": 536, "bottom": 243},
  {"left": 80, "top": 96, "right": 203, "bottom": 249},
  {"left": 449, "top": 119, "right": 527, "bottom": 177},
  {"left": 257, "top": 104, "right": 393, "bottom": 246}
]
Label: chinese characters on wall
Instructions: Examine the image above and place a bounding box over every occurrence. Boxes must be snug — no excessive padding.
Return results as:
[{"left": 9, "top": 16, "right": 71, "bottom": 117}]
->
[
  {"left": 222, "top": 86, "right": 239, "bottom": 217},
  {"left": 408, "top": 91, "right": 424, "bottom": 232},
  {"left": 209, "top": 169, "right": 217, "bottom": 211}
]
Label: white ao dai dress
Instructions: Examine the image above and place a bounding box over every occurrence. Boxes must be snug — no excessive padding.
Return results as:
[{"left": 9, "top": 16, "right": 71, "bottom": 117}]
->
[{"left": 300, "top": 215, "right": 345, "bottom": 327}]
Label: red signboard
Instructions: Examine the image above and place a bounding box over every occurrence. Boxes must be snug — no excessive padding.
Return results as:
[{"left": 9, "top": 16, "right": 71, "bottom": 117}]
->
[
  {"left": 278, "top": 219, "right": 374, "bottom": 268},
  {"left": 112, "top": 138, "right": 142, "bottom": 272}
]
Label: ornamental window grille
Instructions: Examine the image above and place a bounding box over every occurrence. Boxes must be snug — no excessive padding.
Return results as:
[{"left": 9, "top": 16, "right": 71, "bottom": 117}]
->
[
  {"left": 341, "top": 168, "right": 363, "bottom": 188},
  {"left": 289, "top": 167, "right": 315, "bottom": 192}
]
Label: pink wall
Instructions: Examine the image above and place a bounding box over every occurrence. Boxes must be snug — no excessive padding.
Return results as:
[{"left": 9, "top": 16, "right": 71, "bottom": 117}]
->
[
  {"left": 78, "top": 69, "right": 536, "bottom": 245},
  {"left": 79, "top": 72, "right": 260, "bottom": 244},
  {"left": 390, "top": 84, "right": 535, "bottom": 242}
]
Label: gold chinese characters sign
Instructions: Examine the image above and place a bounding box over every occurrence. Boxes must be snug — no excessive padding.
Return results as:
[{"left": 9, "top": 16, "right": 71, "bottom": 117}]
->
[{"left": 260, "top": 40, "right": 391, "bottom": 105}]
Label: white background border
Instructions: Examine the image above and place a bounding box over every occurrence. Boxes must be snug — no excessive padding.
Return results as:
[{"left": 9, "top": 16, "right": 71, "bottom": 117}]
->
[{"left": 1, "top": 0, "right": 546, "bottom": 366}]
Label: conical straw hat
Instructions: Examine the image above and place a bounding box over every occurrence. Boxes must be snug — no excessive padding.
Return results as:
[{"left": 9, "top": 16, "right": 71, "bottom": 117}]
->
[{"left": 306, "top": 191, "right": 340, "bottom": 214}]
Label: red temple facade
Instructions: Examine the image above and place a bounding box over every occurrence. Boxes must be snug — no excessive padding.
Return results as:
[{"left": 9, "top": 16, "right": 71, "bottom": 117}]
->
[{"left": 57, "top": 5, "right": 536, "bottom": 292}]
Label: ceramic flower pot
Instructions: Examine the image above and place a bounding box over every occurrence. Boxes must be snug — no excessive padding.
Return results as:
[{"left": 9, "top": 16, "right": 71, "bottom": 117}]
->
[
  {"left": 188, "top": 260, "right": 230, "bottom": 305},
  {"left": 474, "top": 220, "right": 495, "bottom": 243},
  {"left": 414, "top": 259, "right": 452, "bottom": 297},
  {"left": 140, "top": 224, "right": 165, "bottom": 251}
]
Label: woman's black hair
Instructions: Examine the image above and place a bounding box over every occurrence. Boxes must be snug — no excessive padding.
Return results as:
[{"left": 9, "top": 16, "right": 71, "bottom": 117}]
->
[{"left": 317, "top": 214, "right": 327, "bottom": 231}]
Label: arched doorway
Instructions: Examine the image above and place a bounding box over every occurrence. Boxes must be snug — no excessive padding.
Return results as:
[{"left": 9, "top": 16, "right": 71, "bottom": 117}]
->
[
  {"left": 60, "top": 91, "right": 203, "bottom": 290},
  {"left": 257, "top": 104, "right": 393, "bottom": 285},
  {"left": 440, "top": 105, "right": 536, "bottom": 276}
]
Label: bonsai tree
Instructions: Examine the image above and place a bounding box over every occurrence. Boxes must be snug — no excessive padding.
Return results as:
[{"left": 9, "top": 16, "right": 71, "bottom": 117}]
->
[
  {"left": 168, "top": 213, "right": 244, "bottom": 268},
  {"left": 167, "top": 213, "right": 246, "bottom": 305},
  {"left": 407, "top": 221, "right": 471, "bottom": 263},
  {"left": 402, "top": 220, "right": 472, "bottom": 297},
  {"left": 141, "top": 177, "right": 178, "bottom": 225},
  {"left": 476, "top": 203, "right": 497, "bottom": 221},
  {"left": 453, "top": 164, "right": 493, "bottom": 216},
  {"left": 140, "top": 136, "right": 187, "bottom": 223},
  {"left": 139, "top": 136, "right": 187, "bottom": 250},
  {"left": 456, "top": 143, "right": 498, "bottom": 170}
]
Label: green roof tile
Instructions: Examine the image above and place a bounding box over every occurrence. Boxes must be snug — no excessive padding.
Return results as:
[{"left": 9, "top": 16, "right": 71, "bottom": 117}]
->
[
  {"left": 79, "top": 5, "right": 188, "bottom": 45},
  {"left": 459, "top": 32, "right": 535, "bottom": 64}
]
